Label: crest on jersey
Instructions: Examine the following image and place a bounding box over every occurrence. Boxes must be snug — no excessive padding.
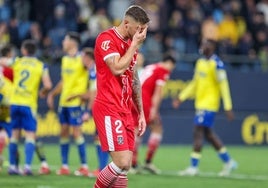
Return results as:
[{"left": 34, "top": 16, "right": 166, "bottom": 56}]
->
[
  {"left": 117, "top": 135, "right": 124, "bottom": 145},
  {"left": 101, "top": 40, "right": 110, "bottom": 51}
]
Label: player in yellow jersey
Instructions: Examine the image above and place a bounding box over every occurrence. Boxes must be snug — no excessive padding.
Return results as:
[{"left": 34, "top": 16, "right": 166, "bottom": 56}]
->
[
  {"left": 67, "top": 47, "right": 109, "bottom": 177},
  {"left": 47, "top": 32, "right": 90, "bottom": 176},
  {"left": 173, "top": 39, "right": 237, "bottom": 177},
  {"left": 6, "top": 40, "right": 52, "bottom": 175}
]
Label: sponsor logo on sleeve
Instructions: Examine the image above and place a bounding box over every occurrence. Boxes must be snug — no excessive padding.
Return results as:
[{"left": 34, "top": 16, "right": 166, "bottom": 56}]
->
[{"left": 101, "top": 40, "right": 111, "bottom": 51}]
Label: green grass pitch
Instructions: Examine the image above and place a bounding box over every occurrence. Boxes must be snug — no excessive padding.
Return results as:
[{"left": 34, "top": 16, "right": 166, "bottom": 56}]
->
[{"left": 0, "top": 144, "right": 267, "bottom": 188}]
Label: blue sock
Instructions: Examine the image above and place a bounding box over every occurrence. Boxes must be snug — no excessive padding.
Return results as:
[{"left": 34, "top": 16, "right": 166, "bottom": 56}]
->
[
  {"left": 9, "top": 141, "right": 18, "bottom": 166},
  {"left": 60, "top": 138, "right": 70, "bottom": 165},
  {"left": 78, "top": 143, "right": 87, "bottom": 164},
  {"left": 191, "top": 157, "right": 199, "bottom": 167},
  {"left": 190, "top": 152, "right": 201, "bottom": 168},
  {"left": 25, "top": 140, "right": 35, "bottom": 166},
  {"left": 218, "top": 147, "right": 230, "bottom": 163},
  {"left": 96, "top": 144, "right": 109, "bottom": 170},
  {"left": 76, "top": 136, "right": 87, "bottom": 165}
]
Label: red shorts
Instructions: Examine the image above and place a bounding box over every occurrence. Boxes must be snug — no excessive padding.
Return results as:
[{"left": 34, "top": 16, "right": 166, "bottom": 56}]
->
[{"left": 92, "top": 101, "right": 135, "bottom": 152}]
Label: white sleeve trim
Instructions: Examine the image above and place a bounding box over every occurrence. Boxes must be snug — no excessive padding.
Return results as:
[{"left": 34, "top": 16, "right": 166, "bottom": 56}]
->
[{"left": 103, "top": 53, "right": 120, "bottom": 62}]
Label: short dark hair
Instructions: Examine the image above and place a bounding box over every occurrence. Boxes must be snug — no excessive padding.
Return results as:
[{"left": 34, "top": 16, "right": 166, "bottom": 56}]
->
[
  {"left": 0, "top": 44, "right": 13, "bottom": 57},
  {"left": 125, "top": 5, "right": 150, "bottom": 24},
  {"left": 67, "top": 31, "right": 80, "bottom": 45},
  {"left": 22, "top": 39, "right": 37, "bottom": 56},
  {"left": 163, "top": 54, "right": 176, "bottom": 64},
  {"left": 82, "top": 47, "right": 94, "bottom": 60}
]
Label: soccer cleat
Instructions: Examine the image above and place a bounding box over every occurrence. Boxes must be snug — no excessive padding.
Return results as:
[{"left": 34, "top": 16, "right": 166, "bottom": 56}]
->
[
  {"left": 218, "top": 159, "right": 238, "bottom": 177},
  {"left": 8, "top": 167, "right": 21, "bottom": 175},
  {"left": 23, "top": 168, "right": 33, "bottom": 176},
  {"left": 178, "top": 166, "right": 198, "bottom": 176},
  {"left": 90, "top": 169, "right": 100, "bottom": 177},
  {"left": 39, "top": 165, "right": 51, "bottom": 175},
  {"left": 74, "top": 167, "right": 90, "bottom": 176},
  {"left": 128, "top": 167, "right": 140, "bottom": 175},
  {"left": 56, "top": 167, "right": 70, "bottom": 175},
  {"left": 143, "top": 163, "right": 161, "bottom": 174}
]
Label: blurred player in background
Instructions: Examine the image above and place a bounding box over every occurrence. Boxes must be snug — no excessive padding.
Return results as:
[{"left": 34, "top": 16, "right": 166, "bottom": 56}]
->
[
  {"left": 47, "top": 32, "right": 90, "bottom": 176},
  {"left": 173, "top": 38, "right": 237, "bottom": 176},
  {"left": 5, "top": 39, "right": 52, "bottom": 175},
  {"left": 0, "top": 44, "right": 14, "bottom": 171},
  {"left": 92, "top": 5, "right": 149, "bottom": 188},
  {"left": 0, "top": 68, "right": 13, "bottom": 171},
  {"left": 67, "top": 47, "right": 109, "bottom": 176},
  {"left": 0, "top": 43, "right": 51, "bottom": 175},
  {"left": 131, "top": 54, "right": 176, "bottom": 174}
]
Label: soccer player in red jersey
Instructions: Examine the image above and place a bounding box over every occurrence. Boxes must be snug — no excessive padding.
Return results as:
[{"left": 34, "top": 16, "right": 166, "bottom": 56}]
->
[
  {"left": 92, "top": 5, "right": 149, "bottom": 188},
  {"left": 131, "top": 54, "right": 176, "bottom": 174}
]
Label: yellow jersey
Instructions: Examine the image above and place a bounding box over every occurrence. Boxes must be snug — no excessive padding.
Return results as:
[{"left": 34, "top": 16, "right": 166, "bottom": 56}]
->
[
  {"left": 0, "top": 75, "right": 13, "bottom": 122},
  {"left": 10, "top": 56, "right": 47, "bottom": 113},
  {"left": 59, "top": 55, "right": 88, "bottom": 107},
  {"left": 179, "top": 55, "right": 232, "bottom": 112}
]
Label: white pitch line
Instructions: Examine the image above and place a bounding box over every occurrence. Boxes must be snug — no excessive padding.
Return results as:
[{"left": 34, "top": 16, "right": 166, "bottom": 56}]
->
[
  {"left": 160, "top": 170, "right": 268, "bottom": 181},
  {"left": 6, "top": 164, "right": 268, "bottom": 181}
]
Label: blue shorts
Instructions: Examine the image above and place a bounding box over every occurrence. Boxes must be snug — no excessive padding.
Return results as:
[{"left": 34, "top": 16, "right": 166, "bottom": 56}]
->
[
  {"left": 11, "top": 105, "right": 37, "bottom": 132},
  {"left": 0, "top": 121, "right": 12, "bottom": 138},
  {"left": 194, "top": 110, "right": 216, "bottom": 127},
  {"left": 58, "top": 106, "right": 83, "bottom": 126}
]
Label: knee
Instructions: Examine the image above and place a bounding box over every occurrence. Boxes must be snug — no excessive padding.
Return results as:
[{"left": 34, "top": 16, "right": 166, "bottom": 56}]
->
[
  {"left": 115, "top": 158, "right": 131, "bottom": 171},
  {"left": 204, "top": 130, "right": 213, "bottom": 141},
  {"left": 113, "top": 156, "right": 132, "bottom": 171},
  {"left": 60, "top": 127, "right": 69, "bottom": 137},
  {"left": 205, "top": 134, "right": 213, "bottom": 142}
]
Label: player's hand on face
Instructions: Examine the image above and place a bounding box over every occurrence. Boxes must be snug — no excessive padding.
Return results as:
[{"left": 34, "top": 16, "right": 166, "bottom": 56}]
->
[
  {"left": 225, "top": 110, "right": 235, "bottom": 121},
  {"left": 132, "top": 25, "right": 148, "bottom": 46},
  {"left": 172, "top": 98, "right": 181, "bottom": 109}
]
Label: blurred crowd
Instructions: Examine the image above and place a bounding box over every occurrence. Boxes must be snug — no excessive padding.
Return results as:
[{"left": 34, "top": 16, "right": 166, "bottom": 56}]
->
[{"left": 0, "top": 0, "right": 267, "bottom": 71}]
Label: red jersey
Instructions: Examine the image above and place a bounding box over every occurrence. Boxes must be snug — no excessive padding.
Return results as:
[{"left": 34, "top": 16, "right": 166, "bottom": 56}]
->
[
  {"left": 140, "top": 63, "right": 170, "bottom": 119},
  {"left": 94, "top": 27, "right": 137, "bottom": 113},
  {"left": 2, "top": 66, "right": 13, "bottom": 82}
]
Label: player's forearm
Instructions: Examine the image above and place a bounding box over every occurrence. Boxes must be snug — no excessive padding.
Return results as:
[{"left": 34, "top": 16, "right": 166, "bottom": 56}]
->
[
  {"left": 42, "top": 74, "right": 53, "bottom": 91},
  {"left": 86, "top": 90, "right": 96, "bottom": 110},
  {"left": 49, "top": 80, "right": 62, "bottom": 97},
  {"left": 151, "top": 86, "right": 163, "bottom": 112},
  {"left": 219, "top": 79, "right": 232, "bottom": 111},
  {"left": 110, "top": 45, "right": 139, "bottom": 75},
  {"left": 132, "top": 70, "right": 144, "bottom": 114},
  {"left": 179, "top": 80, "right": 196, "bottom": 102},
  {"left": 151, "top": 96, "right": 161, "bottom": 114}
]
